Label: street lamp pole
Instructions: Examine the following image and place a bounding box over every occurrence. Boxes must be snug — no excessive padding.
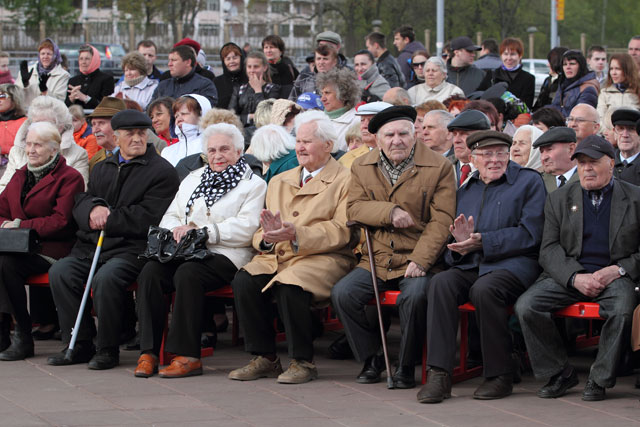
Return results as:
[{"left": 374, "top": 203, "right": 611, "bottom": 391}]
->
[
  {"left": 550, "top": 0, "right": 557, "bottom": 49},
  {"left": 436, "top": 0, "right": 444, "bottom": 56}
]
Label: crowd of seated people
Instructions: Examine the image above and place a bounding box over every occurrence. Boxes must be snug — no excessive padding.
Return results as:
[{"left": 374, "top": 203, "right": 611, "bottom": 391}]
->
[{"left": 0, "top": 30, "right": 640, "bottom": 407}]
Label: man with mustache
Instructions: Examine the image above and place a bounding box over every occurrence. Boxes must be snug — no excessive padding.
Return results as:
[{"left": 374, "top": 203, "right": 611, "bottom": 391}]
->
[{"left": 87, "top": 97, "right": 126, "bottom": 172}]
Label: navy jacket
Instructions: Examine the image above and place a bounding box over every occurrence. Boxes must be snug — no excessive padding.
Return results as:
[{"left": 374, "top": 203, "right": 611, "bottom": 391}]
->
[
  {"left": 444, "top": 161, "right": 546, "bottom": 287},
  {"left": 550, "top": 72, "right": 599, "bottom": 117},
  {"left": 151, "top": 66, "right": 218, "bottom": 107}
]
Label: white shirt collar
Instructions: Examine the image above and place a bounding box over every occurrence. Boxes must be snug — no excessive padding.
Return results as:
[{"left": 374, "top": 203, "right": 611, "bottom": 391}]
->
[
  {"left": 557, "top": 165, "right": 577, "bottom": 187},
  {"left": 620, "top": 151, "right": 640, "bottom": 164},
  {"left": 302, "top": 166, "right": 324, "bottom": 181}
]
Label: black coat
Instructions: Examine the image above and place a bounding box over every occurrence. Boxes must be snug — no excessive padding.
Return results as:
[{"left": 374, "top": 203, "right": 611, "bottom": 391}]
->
[
  {"left": 65, "top": 69, "right": 115, "bottom": 109},
  {"left": 376, "top": 50, "right": 406, "bottom": 88},
  {"left": 614, "top": 150, "right": 640, "bottom": 187},
  {"left": 269, "top": 56, "right": 298, "bottom": 98},
  {"left": 159, "top": 64, "right": 215, "bottom": 83},
  {"left": 229, "top": 82, "right": 281, "bottom": 126},
  {"left": 478, "top": 66, "right": 536, "bottom": 109},
  {"left": 70, "top": 144, "right": 179, "bottom": 262},
  {"left": 213, "top": 42, "right": 248, "bottom": 109}
]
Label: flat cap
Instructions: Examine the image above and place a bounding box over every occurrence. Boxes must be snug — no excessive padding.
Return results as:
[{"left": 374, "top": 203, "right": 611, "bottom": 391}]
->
[
  {"left": 611, "top": 108, "right": 640, "bottom": 128},
  {"left": 447, "top": 109, "right": 491, "bottom": 131},
  {"left": 466, "top": 130, "right": 512, "bottom": 150},
  {"left": 532, "top": 126, "right": 576, "bottom": 148},
  {"left": 355, "top": 101, "right": 393, "bottom": 116},
  {"left": 111, "top": 109, "right": 153, "bottom": 130},
  {"left": 316, "top": 31, "right": 342, "bottom": 46},
  {"left": 571, "top": 134, "right": 615, "bottom": 160},
  {"left": 87, "top": 97, "right": 126, "bottom": 119},
  {"left": 450, "top": 36, "right": 481, "bottom": 52},
  {"left": 368, "top": 105, "right": 417, "bottom": 134}
]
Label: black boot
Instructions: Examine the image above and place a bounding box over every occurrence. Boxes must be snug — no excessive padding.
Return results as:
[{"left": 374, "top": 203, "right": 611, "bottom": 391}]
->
[
  {"left": 0, "top": 314, "right": 10, "bottom": 353},
  {"left": 0, "top": 326, "right": 34, "bottom": 361}
]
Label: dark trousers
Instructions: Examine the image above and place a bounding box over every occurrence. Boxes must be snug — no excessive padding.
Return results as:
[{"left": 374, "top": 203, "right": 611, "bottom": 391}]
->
[
  {"left": 427, "top": 268, "right": 525, "bottom": 378},
  {"left": 0, "top": 254, "right": 50, "bottom": 330},
  {"left": 136, "top": 255, "right": 236, "bottom": 358},
  {"left": 29, "top": 286, "right": 58, "bottom": 327},
  {"left": 232, "top": 270, "right": 315, "bottom": 361},
  {"left": 331, "top": 267, "right": 431, "bottom": 366},
  {"left": 515, "top": 276, "right": 637, "bottom": 388},
  {"left": 49, "top": 256, "right": 145, "bottom": 349}
]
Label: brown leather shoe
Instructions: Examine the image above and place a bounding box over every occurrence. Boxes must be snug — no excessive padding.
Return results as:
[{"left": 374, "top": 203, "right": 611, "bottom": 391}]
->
[
  {"left": 159, "top": 356, "right": 203, "bottom": 378},
  {"left": 134, "top": 354, "right": 158, "bottom": 378}
]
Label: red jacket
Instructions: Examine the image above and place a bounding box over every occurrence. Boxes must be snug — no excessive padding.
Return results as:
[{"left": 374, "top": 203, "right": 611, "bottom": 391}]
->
[
  {"left": 0, "top": 156, "right": 85, "bottom": 259},
  {"left": 73, "top": 121, "right": 100, "bottom": 159},
  {"left": 0, "top": 116, "right": 26, "bottom": 155}
]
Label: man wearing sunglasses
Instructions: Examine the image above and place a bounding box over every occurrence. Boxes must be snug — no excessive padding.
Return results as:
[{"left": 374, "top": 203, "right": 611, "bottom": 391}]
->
[{"left": 419, "top": 130, "right": 546, "bottom": 403}]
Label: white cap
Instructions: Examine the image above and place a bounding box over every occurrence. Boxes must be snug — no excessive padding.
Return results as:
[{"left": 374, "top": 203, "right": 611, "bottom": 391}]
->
[{"left": 355, "top": 101, "right": 393, "bottom": 116}]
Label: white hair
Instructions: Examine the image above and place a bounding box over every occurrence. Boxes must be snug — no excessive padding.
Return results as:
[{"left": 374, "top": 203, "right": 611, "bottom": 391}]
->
[
  {"left": 250, "top": 124, "right": 295, "bottom": 163},
  {"left": 425, "top": 109, "right": 454, "bottom": 128},
  {"left": 426, "top": 56, "right": 447, "bottom": 76},
  {"left": 27, "top": 121, "right": 61, "bottom": 150},
  {"left": 27, "top": 96, "right": 73, "bottom": 134},
  {"left": 294, "top": 110, "right": 339, "bottom": 153},
  {"left": 201, "top": 122, "right": 245, "bottom": 153}
]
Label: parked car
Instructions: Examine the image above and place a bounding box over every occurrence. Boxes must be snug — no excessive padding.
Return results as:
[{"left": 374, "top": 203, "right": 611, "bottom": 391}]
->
[
  {"left": 58, "top": 43, "right": 126, "bottom": 77},
  {"left": 521, "top": 59, "right": 549, "bottom": 97}
]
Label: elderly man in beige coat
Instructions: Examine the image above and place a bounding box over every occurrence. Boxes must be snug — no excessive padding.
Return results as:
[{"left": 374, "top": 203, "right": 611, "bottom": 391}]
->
[
  {"left": 228, "top": 110, "right": 356, "bottom": 385},
  {"left": 332, "top": 105, "right": 456, "bottom": 388}
]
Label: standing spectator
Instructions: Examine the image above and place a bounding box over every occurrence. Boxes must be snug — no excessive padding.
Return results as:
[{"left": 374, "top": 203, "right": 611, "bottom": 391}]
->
[
  {"left": 289, "top": 44, "right": 340, "bottom": 101},
  {"left": 627, "top": 36, "right": 640, "bottom": 69},
  {"left": 315, "top": 31, "right": 350, "bottom": 69},
  {"left": 587, "top": 45, "right": 608, "bottom": 86},
  {"left": 262, "top": 35, "right": 299, "bottom": 98},
  {"left": 137, "top": 40, "right": 163, "bottom": 80},
  {"left": 214, "top": 43, "right": 247, "bottom": 109},
  {"left": 474, "top": 39, "right": 502, "bottom": 71},
  {"left": 353, "top": 50, "right": 390, "bottom": 102},
  {"left": 596, "top": 53, "right": 640, "bottom": 134},
  {"left": 0, "top": 52, "right": 14, "bottom": 84},
  {"left": 161, "top": 94, "right": 212, "bottom": 166},
  {"left": 65, "top": 44, "right": 114, "bottom": 109},
  {"left": 533, "top": 47, "right": 568, "bottom": 111},
  {"left": 0, "top": 84, "right": 27, "bottom": 164},
  {"left": 446, "top": 36, "right": 485, "bottom": 96},
  {"left": 17, "top": 38, "right": 69, "bottom": 106},
  {"left": 166, "top": 38, "right": 216, "bottom": 83},
  {"left": 68, "top": 105, "right": 100, "bottom": 159},
  {"left": 551, "top": 50, "right": 600, "bottom": 117},
  {"left": 393, "top": 26, "right": 426, "bottom": 85},
  {"left": 152, "top": 45, "right": 218, "bottom": 107},
  {"left": 111, "top": 52, "right": 158, "bottom": 110},
  {"left": 229, "top": 52, "right": 281, "bottom": 127},
  {"left": 406, "top": 50, "right": 429, "bottom": 89},
  {"left": 365, "top": 32, "right": 406, "bottom": 88},
  {"left": 478, "top": 38, "right": 535, "bottom": 109},
  {"left": 409, "top": 57, "right": 464, "bottom": 104},
  {"left": 147, "top": 97, "right": 177, "bottom": 146}
]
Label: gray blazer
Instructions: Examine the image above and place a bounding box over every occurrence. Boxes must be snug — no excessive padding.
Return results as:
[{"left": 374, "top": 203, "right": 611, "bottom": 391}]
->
[
  {"left": 539, "top": 178, "right": 640, "bottom": 287},
  {"left": 542, "top": 171, "right": 579, "bottom": 194}
]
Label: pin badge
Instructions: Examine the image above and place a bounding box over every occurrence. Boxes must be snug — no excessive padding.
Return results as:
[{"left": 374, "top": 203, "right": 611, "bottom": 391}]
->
[{"left": 571, "top": 205, "right": 578, "bottom": 212}]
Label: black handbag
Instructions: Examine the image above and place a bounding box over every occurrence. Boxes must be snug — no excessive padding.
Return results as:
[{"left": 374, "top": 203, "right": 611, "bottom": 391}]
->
[
  {"left": 0, "top": 228, "right": 39, "bottom": 253},
  {"left": 140, "top": 225, "right": 211, "bottom": 263}
]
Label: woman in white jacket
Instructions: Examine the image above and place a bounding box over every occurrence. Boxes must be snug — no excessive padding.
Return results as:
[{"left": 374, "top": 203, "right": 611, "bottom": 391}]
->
[
  {"left": 0, "top": 96, "right": 88, "bottom": 192},
  {"left": 135, "top": 123, "right": 266, "bottom": 379},
  {"left": 16, "top": 38, "right": 70, "bottom": 106},
  {"left": 161, "top": 94, "right": 212, "bottom": 166},
  {"left": 596, "top": 53, "right": 640, "bottom": 134}
]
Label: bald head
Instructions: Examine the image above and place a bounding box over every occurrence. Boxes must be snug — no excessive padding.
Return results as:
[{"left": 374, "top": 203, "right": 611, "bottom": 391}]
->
[
  {"left": 567, "top": 104, "right": 600, "bottom": 142},
  {"left": 382, "top": 87, "right": 411, "bottom": 106}
]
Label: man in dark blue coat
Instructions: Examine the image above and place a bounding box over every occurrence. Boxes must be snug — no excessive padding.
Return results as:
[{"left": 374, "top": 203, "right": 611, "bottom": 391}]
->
[{"left": 418, "top": 130, "right": 546, "bottom": 404}]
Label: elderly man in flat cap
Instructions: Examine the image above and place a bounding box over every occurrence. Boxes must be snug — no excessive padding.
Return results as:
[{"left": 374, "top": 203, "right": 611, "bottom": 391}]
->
[
  {"left": 419, "top": 130, "right": 546, "bottom": 404},
  {"left": 516, "top": 135, "right": 640, "bottom": 402},
  {"left": 47, "top": 110, "right": 179, "bottom": 370},
  {"left": 86, "top": 97, "right": 127, "bottom": 171},
  {"left": 332, "top": 105, "right": 456, "bottom": 388},
  {"left": 611, "top": 108, "right": 640, "bottom": 186},
  {"left": 533, "top": 126, "right": 579, "bottom": 193},
  {"left": 446, "top": 109, "right": 492, "bottom": 187}
]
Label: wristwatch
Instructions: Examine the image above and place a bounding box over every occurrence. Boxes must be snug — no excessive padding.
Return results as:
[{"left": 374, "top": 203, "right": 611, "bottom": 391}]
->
[{"left": 617, "top": 265, "right": 626, "bottom": 277}]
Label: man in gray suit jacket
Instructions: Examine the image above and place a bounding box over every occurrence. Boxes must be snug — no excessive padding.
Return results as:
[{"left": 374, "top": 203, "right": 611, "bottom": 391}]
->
[
  {"left": 516, "top": 135, "right": 640, "bottom": 402},
  {"left": 534, "top": 126, "right": 580, "bottom": 193}
]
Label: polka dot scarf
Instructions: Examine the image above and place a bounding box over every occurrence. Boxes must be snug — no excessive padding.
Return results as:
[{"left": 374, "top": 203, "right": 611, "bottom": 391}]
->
[{"left": 186, "top": 156, "right": 248, "bottom": 216}]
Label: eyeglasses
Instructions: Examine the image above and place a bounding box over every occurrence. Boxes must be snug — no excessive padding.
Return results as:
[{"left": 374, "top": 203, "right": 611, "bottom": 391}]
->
[
  {"left": 566, "top": 117, "right": 597, "bottom": 125},
  {"left": 473, "top": 150, "right": 509, "bottom": 160},
  {"left": 412, "top": 61, "right": 426, "bottom": 69},
  {"left": 0, "top": 94, "right": 8, "bottom": 99}
]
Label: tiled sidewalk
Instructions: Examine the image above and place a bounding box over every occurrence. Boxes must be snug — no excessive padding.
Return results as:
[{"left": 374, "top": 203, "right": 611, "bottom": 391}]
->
[{"left": 0, "top": 328, "right": 638, "bottom": 427}]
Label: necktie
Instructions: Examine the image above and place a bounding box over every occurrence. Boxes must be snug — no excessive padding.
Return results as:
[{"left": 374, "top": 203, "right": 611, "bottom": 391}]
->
[
  {"left": 459, "top": 164, "right": 471, "bottom": 186},
  {"left": 623, "top": 160, "right": 629, "bottom": 167},
  {"left": 301, "top": 174, "right": 312, "bottom": 187},
  {"left": 557, "top": 175, "right": 566, "bottom": 188}
]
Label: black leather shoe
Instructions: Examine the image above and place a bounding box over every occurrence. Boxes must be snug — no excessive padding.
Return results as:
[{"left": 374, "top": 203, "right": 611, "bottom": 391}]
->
[
  {"left": 201, "top": 332, "right": 217, "bottom": 349},
  {"left": 582, "top": 379, "right": 606, "bottom": 401},
  {"left": 47, "top": 341, "right": 96, "bottom": 366},
  {"left": 32, "top": 325, "right": 57, "bottom": 341},
  {"left": 0, "top": 328, "right": 34, "bottom": 361},
  {"left": 417, "top": 368, "right": 451, "bottom": 404},
  {"left": 356, "top": 354, "right": 385, "bottom": 384},
  {"left": 88, "top": 347, "right": 119, "bottom": 370},
  {"left": 328, "top": 334, "right": 354, "bottom": 360},
  {"left": 393, "top": 365, "right": 416, "bottom": 389},
  {"left": 473, "top": 374, "right": 513, "bottom": 400},
  {"left": 537, "top": 368, "right": 579, "bottom": 398},
  {"left": 0, "top": 316, "right": 10, "bottom": 353}
]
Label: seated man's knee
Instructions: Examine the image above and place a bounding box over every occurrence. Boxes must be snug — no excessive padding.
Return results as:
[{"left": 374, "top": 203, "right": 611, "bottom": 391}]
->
[{"left": 397, "top": 276, "right": 429, "bottom": 307}]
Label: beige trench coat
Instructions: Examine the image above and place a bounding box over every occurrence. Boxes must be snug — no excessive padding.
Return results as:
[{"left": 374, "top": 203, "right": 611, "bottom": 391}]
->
[{"left": 242, "top": 157, "right": 356, "bottom": 304}]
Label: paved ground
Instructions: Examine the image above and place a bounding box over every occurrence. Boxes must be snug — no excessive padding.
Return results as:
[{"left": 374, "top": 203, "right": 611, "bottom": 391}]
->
[{"left": 0, "top": 324, "right": 639, "bottom": 427}]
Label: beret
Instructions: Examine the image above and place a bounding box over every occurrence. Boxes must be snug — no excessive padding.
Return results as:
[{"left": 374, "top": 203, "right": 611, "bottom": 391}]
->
[
  {"left": 355, "top": 101, "right": 393, "bottom": 116},
  {"left": 466, "top": 130, "right": 512, "bottom": 150},
  {"left": 316, "top": 31, "right": 342, "bottom": 46},
  {"left": 571, "top": 134, "right": 615, "bottom": 160},
  {"left": 532, "top": 126, "right": 576, "bottom": 148},
  {"left": 611, "top": 108, "right": 640, "bottom": 128},
  {"left": 368, "top": 105, "right": 417, "bottom": 134},
  {"left": 111, "top": 110, "right": 153, "bottom": 130},
  {"left": 174, "top": 37, "right": 201, "bottom": 53},
  {"left": 447, "top": 109, "right": 491, "bottom": 131}
]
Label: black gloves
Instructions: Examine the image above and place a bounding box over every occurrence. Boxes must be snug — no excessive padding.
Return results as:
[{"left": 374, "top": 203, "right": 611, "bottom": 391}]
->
[
  {"left": 20, "top": 60, "right": 32, "bottom": 87},
  {"left": 38, "top": 73, "right": 50, "bottom": 93}
]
